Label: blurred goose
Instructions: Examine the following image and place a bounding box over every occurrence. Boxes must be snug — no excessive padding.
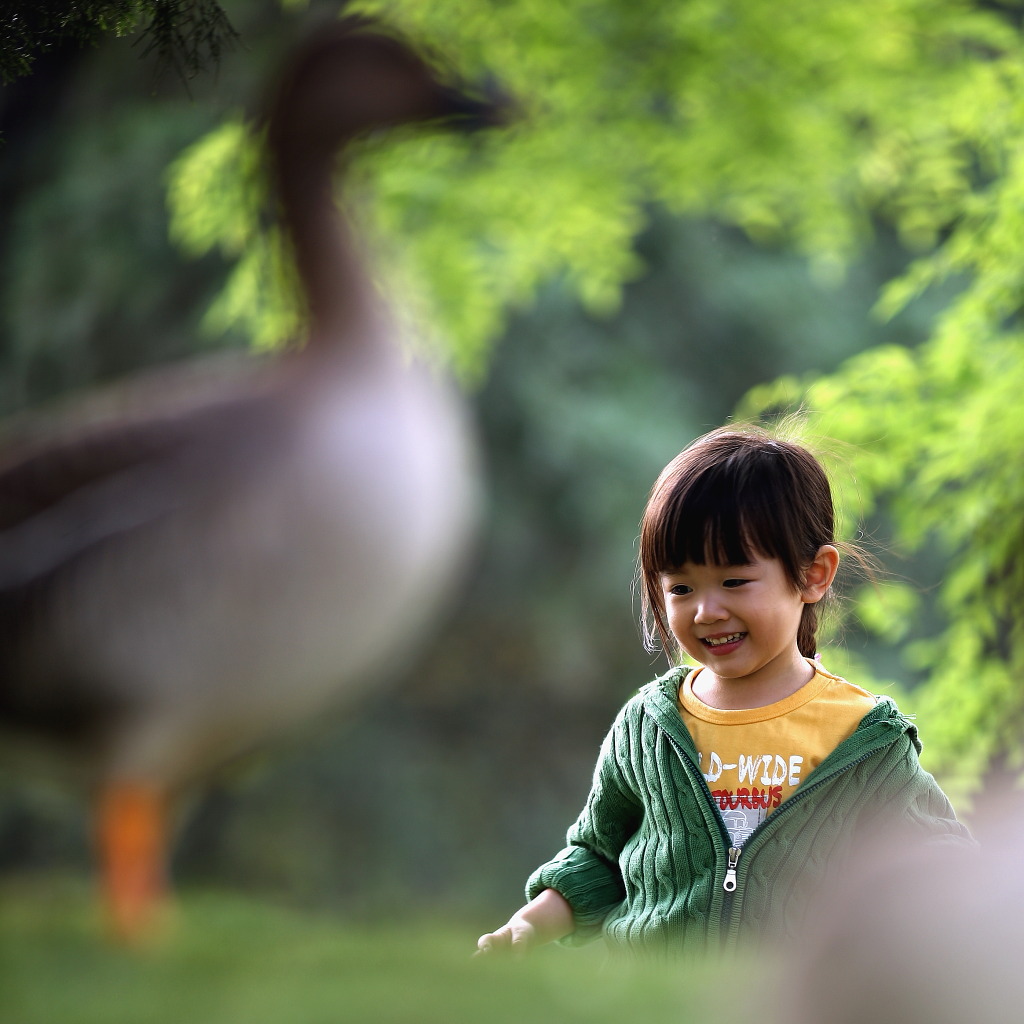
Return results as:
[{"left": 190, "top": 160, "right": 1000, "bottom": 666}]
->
[{"left": 0, "top": 17, "right": 500, "bottom": 940}]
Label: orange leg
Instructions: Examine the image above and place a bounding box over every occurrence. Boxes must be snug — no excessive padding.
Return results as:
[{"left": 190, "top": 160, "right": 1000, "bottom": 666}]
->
[{"left": 95, "top": 781, "right": 169, "bottom": 943}]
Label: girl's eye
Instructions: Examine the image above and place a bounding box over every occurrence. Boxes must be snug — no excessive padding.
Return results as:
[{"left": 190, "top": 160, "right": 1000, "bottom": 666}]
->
[
  {"left": 723, "top": 578, "right": 750, "bottom": 589},
  {"left": 668, "top": 584, "right": 692, "bottom": 597}
]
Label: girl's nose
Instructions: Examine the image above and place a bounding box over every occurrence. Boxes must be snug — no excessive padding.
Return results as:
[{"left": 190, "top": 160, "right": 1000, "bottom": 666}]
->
[{"left": 694, "top": 594, "right": 727, "bottom": 624}]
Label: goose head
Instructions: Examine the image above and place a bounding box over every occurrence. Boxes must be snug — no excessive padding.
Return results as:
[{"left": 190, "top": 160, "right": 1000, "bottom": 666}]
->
[
  {"left": 264, "top": 17, "right": 508, "bottom": 357},
  {"left": 267, "top": 18, "right": 504, "bottom": 165}
]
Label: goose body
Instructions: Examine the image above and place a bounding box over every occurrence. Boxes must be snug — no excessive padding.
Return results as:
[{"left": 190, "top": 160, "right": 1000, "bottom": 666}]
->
[{"left": 0, "top": 18, "right": 497, "bottom": 938}]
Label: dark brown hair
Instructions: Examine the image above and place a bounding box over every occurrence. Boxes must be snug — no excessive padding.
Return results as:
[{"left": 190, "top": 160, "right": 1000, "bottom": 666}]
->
[{"left": 638, "top": 424, "right": 837, "bottom": 662}]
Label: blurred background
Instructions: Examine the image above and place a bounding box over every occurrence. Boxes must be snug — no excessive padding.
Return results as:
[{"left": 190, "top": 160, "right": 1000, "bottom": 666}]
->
[{"left": 2, "top": 0, "right": 1023, "bottom": 1018}]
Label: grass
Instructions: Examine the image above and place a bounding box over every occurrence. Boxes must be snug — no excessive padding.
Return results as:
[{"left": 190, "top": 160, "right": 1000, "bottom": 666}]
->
[{"left": 0, "top": 877, "right": 743, "bottom": 1024}]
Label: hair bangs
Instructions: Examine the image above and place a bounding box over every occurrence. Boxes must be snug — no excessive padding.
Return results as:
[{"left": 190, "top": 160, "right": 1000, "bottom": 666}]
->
[
  {"left": 655, "top": 479, "right": 755, "bottom": 572},
  {"left": 651, "top": 452, "right": 806, "bottom": 572}
]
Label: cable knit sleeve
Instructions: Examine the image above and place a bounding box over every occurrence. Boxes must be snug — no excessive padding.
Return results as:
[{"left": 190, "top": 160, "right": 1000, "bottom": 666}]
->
[
  {"left": 891, "top": 741, "right": 976, "bottom": 849},
  {"left": 847, "top": 712, "right": 975, "bottom": 850},
  {"left": 525, "top": 697, "right": 645, "bottom": 943}
]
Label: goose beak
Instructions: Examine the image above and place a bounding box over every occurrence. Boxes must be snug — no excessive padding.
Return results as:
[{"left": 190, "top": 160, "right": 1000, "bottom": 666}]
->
[{"left": 439, "top": 76, "right": 516, "bottom": 132}]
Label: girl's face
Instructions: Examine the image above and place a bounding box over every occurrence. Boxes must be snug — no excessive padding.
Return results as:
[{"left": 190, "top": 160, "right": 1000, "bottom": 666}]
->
[{"left": 659, "top": 548, "right": 836, "bottom": 707}]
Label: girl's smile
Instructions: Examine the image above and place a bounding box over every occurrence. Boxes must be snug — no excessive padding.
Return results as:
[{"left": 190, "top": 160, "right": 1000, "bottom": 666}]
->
[{"left": 701, "top": 631, "right": 746, "bottom": 654}]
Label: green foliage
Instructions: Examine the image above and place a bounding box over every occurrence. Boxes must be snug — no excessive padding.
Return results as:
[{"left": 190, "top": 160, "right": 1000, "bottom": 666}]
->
[
  {"left": 0, "top": 90, "right": 241, "bottom": 412},
  {"left": 135, "top": 0, "right": 239, "bottom": 82},
  {"left": 168, "top": 0, "right": 1022, "bottom": 378},
  {"left": 167, "top": 119, "right": 303, "bottom": 350},
  {"left": 0, "top": 1, "right": 238, "bottom": 84}
]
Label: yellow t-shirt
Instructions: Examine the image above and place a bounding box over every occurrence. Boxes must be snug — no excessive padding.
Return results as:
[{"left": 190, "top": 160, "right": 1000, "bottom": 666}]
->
[{"left": 678, "top": 661, "right": 877, "bottom": 848}]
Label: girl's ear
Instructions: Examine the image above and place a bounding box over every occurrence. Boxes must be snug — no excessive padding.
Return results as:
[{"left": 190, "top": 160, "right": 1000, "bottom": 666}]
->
[{"left": 801, "top": 545, "right": 839, "bottom": 604}]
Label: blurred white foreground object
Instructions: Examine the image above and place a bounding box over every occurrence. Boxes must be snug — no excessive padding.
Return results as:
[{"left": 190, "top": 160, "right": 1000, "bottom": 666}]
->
[{"left": 781, "top": 802, "right": 1011, "bottom": 1024}]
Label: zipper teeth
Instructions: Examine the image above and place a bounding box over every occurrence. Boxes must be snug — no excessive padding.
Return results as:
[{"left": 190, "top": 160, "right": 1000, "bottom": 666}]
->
[{"left": 664, "top": 734, "right": 737, "bottom": 944}]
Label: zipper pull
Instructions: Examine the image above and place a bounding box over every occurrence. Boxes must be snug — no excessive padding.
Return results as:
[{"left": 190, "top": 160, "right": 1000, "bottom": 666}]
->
[{"left": 724, "top": 846, "right": 741, "bottom": 892}]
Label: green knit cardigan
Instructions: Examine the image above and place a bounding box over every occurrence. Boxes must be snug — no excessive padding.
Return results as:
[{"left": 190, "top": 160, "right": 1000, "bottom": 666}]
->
[{"left": 527, "top": 666, "right": 973, "bottom": 958}]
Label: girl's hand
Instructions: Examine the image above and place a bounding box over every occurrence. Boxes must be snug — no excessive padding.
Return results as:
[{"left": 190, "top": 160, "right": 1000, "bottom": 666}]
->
[
  {"left": 474, "top": 888, "right": 574, "bottom": 958},
  {"left": 475, "top": 920, "right": 539, "bottom": 958}
]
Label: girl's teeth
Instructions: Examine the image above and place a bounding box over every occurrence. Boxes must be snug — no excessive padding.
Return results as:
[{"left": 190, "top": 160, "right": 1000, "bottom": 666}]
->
[{"left": 705, "top": 633, "right": 744, "bottom": 647}]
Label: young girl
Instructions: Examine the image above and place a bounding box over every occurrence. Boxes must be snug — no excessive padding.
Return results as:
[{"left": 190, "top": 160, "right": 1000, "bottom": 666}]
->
[{"left": 476, "top": 425, "right": 971, "bottom": 959}]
